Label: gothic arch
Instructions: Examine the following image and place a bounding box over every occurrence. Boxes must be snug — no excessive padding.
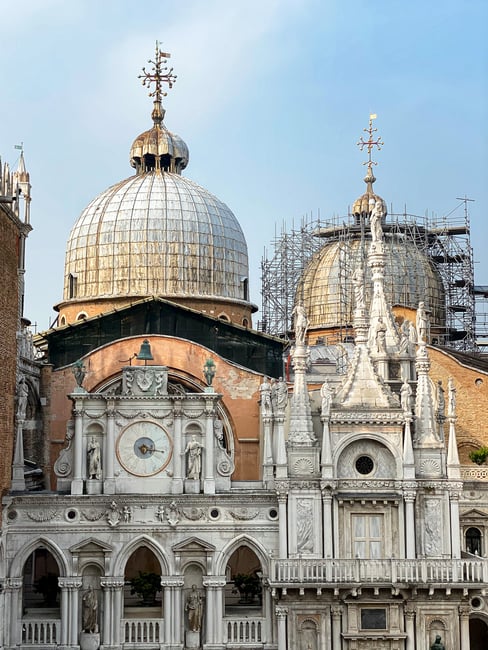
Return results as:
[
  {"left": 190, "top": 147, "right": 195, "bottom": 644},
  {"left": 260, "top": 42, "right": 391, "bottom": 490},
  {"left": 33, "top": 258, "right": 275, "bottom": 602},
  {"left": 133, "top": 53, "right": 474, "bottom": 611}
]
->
[
  {"left": 335, "top": 435, "right": 399, "bottom": 479},
  {"left": 10, "top": 537, "right": 69, "bottom": 577},
  {"left": 215, "top": 534, "right": 270, "bottom": 577},
  {"left": 112, "top": 535, "right": 170, "bottom": 576}
]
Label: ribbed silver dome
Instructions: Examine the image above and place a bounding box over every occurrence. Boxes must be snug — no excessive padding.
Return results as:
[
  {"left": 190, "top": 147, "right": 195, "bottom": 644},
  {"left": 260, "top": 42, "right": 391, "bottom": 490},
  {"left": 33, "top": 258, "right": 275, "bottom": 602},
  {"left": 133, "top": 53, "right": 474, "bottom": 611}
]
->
[
  {"left": 299, "top": 236, "right": 445, "bottom": 330},
  {"left": 63, "top": 171, "right": 249, "bottom": 303}
]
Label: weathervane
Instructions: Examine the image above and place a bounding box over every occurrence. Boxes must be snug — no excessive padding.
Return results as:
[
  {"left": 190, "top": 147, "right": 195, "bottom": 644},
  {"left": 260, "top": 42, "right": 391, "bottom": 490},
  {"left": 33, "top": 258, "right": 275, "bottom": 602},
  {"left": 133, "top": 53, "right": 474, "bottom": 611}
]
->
[
  {"left": 139, "top": 41, "right": 177, "bottom": 104},
  {"left": 357, "top": 114, "right": 384, "bottom": 166}
]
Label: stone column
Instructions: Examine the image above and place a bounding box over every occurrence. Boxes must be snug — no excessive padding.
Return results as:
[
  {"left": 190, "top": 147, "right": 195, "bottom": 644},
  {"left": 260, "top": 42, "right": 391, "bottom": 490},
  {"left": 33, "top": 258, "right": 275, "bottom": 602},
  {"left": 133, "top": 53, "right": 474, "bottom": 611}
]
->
[
  {"left": 331, "top": 604, "right": 342, "bottom": 650},
  {"left": 403, "top": 487, "right": 417, "bottom": 559},
  {"left": 172, "top": 404, "right": 183, "bottom": 493},
  {"left": 404, "top": 605, "right": 416, "bottom": 650},
  {"left": 448, "top": 483, "right": 462, "bottom": 558},
  {"left": 276, "top": 481, "right": 289, "bottom": 558},
  {"left": 112, "top": 578, "right": 125, "bottom": 647},
  {"left": 203, "top": 577, "right": 226, "bottom": 645},
  {"left": 58, "top": 578, "right": 71, "bottom": 646},
  {"left": 100, "top": 577, "right": 122, "bottom": 647},
  {"left": 4, "top": 578, "right": 22, "bottom": 647},
  {"left": 321, "top": 483, "right": 334, "bottom": 558},
  {"left": 204, "top": 400, "right": 216, "bottom": 494},
  {"left": 68, "top": 579, "right": 83, "bottom": 646},
  {"left": 173, "top": 578, "right": 184, "bottom": 645},
  {"left": 459, "top": 604, "right": 470, "bottom": 650},
  {"left": 104, "top": 405, "right": 115, "bottom": 493},
  {"left": 72, "top": 405, "right": 84, "bottom": 494},
  {"left": 262, "top": 414, "right": 274, "bottom": 486},
  {"left": 275, "top": 605, "right": 288, "bottom": 650},
  {"left": 162, "top": 577, "right": 184, "bottom": 645}
]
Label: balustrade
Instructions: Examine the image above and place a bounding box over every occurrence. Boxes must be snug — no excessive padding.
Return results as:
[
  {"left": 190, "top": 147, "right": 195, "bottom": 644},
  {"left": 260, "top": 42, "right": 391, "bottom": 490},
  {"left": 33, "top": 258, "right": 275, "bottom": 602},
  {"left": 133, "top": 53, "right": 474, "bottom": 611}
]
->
[
  {"left": 22, "top": 618, "right": 60, "bottom": 645},
  {"left": 225, "top": 616, "right": 266, "bottom": 644},
  {"left": 122, "top": 617, "right": 162, "bottom": 644},
  {"left": 271, "top": 558, "right": 488, "bottom": 585}
]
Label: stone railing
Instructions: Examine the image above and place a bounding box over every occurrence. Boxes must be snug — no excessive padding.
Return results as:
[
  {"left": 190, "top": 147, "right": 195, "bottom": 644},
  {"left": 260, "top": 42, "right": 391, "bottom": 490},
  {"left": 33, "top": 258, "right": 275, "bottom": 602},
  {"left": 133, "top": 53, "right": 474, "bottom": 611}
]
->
[
  {"left": 225, "top": 616, "right": 266, "bottom": 644},
  {"left": 271, "top": 558, "right": 488, "bottom": 585},
  {"left": 122, "top": 617, "right": 163, "bottom": 644},
  {"left": 22, "top": 618, "right": 60, "bottom": 645},
  {"left": 461, "top": 465, "right": 488, "bottom": 481}
]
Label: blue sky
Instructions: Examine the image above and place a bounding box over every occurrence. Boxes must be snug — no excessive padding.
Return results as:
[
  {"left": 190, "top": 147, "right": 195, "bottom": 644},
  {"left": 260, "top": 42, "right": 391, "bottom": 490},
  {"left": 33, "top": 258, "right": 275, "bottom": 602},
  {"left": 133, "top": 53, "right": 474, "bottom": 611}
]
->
[{"left": 1, "top": 0, "right": 487, "bottom": 330}]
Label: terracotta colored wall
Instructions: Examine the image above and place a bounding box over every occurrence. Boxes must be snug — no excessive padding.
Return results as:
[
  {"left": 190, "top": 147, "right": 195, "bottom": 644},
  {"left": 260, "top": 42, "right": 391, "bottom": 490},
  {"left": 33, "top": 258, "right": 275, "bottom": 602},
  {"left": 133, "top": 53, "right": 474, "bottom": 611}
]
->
[
  {"left": 56, "top": 297, "right": 253, "bottom": 328},
  {"left": 48, "top": 335, "right": 263, "bottom": 485},
  {"left": 429, "top": 347, "right": 488, "bottom": 463},
  {"left": 0, "top": 206, "right": 21, "bottom": 497}
]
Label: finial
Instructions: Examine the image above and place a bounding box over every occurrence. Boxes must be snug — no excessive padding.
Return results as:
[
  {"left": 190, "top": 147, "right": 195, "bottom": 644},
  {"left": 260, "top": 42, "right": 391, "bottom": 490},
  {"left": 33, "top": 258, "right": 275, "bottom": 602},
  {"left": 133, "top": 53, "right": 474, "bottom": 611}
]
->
[
  {"left": 357, "top": 114, "right": 383, "bottom": 167},
  {"left": 139, "top": 42, "right": 177, "bottom": 125}
]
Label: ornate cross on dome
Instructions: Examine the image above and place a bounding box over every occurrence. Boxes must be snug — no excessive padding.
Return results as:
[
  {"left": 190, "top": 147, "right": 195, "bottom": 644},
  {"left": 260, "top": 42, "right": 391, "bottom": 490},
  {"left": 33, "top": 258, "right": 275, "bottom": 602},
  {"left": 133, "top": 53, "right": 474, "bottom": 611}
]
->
[
  {"left": 139, "top": 42, "right": 177, "bottom": 103},
  {"left": 357, "top": 114, "right": 384, "bottom": 166}
]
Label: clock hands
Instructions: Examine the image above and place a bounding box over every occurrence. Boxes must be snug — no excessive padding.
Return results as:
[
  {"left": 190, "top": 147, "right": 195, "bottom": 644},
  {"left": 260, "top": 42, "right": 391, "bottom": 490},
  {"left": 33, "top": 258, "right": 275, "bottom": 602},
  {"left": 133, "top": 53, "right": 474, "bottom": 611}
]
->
[{"left": 138, "top": 442, "right": 166, "bottom": 456}]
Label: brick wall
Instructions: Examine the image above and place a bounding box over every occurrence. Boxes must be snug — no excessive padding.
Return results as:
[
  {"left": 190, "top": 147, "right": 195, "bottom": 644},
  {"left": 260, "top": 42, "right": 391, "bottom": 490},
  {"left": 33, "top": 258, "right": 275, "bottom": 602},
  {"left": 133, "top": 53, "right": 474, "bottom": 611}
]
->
[{"left": 0, "top": 205, "right": 21, "bottom": 497}]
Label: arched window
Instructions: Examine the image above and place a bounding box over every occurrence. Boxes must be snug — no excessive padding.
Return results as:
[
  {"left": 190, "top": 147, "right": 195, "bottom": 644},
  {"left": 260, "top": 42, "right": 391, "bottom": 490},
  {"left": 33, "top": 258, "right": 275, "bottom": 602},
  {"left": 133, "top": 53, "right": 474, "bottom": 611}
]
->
[
  {"left": 76, "top": 312, "right": 88, "bottom": 321},
  {"left": 466, "top": 527, "right": 482, "bottom": 555},
  {"left": 60, "top": 315, "right": 66, "bottom": 326},
  {"left": 218, "top": 313, "right": 230, "bottom": 322}
]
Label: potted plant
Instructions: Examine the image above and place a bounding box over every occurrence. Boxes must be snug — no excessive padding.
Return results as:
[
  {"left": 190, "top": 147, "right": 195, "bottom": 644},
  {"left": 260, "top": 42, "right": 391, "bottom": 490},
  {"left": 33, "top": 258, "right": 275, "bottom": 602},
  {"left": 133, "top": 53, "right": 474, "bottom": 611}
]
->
[
  {"left": 129, "top": 571, "right": 161, "bottom": 606},
  {"left": 233, "top": 573, "right": 261, "bottom": 604},
  {"left": 469, "top": 446, "right": 488, "bottom": 466},
  {"left": 34, "top": 572, "right": 60, "bottom": 606}
]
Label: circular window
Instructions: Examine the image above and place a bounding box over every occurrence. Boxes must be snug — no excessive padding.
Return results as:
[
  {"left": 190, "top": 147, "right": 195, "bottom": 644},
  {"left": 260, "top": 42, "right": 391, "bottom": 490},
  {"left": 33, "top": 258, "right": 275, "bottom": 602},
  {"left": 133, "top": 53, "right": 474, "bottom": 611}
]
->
[
  {"left": 268, "top": 508, "right": 278, "bottom": 520},
  {"left": 7, "top": 509, "right": 17, "bottom": 521},
  {"left": 65, "top": 508, "right": 79, "bottom": 522},
  {"left": 471, "top": 596, "right": 483, "bottom": 609},
  {"left": 475, "top": 378, "right": 483, "bottom": 387},
  {"left": 209, "top": 508, "right": 220, "bottom": 520},
  {"left": 355, "top": 455, "right": 374, "bottom": 475}
]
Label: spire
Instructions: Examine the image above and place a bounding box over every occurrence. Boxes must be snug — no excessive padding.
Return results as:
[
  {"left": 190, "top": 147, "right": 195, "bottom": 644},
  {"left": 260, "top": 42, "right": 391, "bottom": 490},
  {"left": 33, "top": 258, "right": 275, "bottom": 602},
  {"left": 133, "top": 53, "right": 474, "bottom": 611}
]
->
[
  {"left": 139, "top": 41, "right": 177, "bottom": 127},
  {"left": 353, "top": 115, "right": 387, "bottom": 219},
  {"left": 130, "top": 43, "right": 188, "bottom": 175}
]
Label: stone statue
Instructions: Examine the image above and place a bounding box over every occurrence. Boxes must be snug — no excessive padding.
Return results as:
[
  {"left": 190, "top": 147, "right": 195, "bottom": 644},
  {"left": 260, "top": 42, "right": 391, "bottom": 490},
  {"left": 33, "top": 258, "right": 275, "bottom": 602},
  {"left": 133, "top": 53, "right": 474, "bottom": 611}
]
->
[
  {"left": 370, "top": 200, "right": 384, "bottom": 243},
  {"left": 399, "top": 320, "right": 410, "bottom": 354},
  {"left": 213, "top": 418, "right": 225, "bottom": 448},
  {"left": 320, "top": 379, "right": 333, "bottom": 417},
  {"left": 276, "top": 377, "right": 288, "bottom": 411},
  {"left": 430, "top": 634, "right": 445, "bottom": 650},
  {"left": 436, "top": 380, "right": 445, "bottom": 420},
  {"left": 297, "top": 500, "right": 314, "bottom": 552},
  {"left": 292, "top": 304, "right": 308, "bottom": 346},
  {"left": 16, "top": 377, "right": 28, "bottom": 420},
  {"left": 185, "top": 435, "right": 203, "bottom": 480},
  {"left": 82, "top": 586, "right": 98, "bottom": 633},
  {"left": 448, "top": 377, "right": 456, "bottom": 417},
  {"left": 375, "top": 317, "right": 387, "bottom": 353},
  {"left": 72, "top": 359, "right": 86, "bottom": 388},
  {"left": 185, "top": 584, "right": 203, "bottom": 632},
  {"left": 400, "top": 379, "right": 413, "bottom": 413},
  {"left": 352, "top": 265, "right": 365, "bottom": 310},
  {"left": 87, "top": 437, "right": 101, "bottom": 480},
  {"left": 416, "top": 302, "right": 429, "bottom": 343},
  {"left": 259, "top": 377, "right": 273, "bottom": 417}
]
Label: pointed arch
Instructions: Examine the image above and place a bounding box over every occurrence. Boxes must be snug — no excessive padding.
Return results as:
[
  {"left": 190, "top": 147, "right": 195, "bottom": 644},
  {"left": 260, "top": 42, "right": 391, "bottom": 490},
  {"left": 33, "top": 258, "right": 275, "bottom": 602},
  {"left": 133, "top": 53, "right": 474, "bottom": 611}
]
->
[
  {"left": 215, "top": 534, "right": 270, "bottom": 577},
  {"left": 9, "top": 537, "right": 69, "bottom": 577},
  {"left": 112, "top": 535, "right": 171, "bottom": 576}
]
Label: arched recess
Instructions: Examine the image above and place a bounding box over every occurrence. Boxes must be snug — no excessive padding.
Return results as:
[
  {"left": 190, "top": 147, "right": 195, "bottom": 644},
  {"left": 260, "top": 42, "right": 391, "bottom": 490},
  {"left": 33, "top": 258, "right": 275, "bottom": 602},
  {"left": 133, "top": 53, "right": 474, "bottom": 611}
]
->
[
  {"left": 81, "top": 563, "right": 102, "bottom": 634},
  {"left": 21, "top": 545, "right": 65, "bottom": 613},
  {"left": 113, "top": 535, "right": 170, "bottom": 577},
  {"left": 469, "top": 615, "right": 488, "bottom": 650},
  {"left": 10, "top": 537, "right": 68, "bottom": 579},
  {"left": 124, "top": 547, "right": 163, "bottom": 613},
  {"left": 336, "top": 437, "right": 398, "bottom": 479},
  {"left": 183, "top": 562, "right": 205, "bottom": 635},
  {"left": 299, "top": 618, "right": 319, "bottom": 650},
  {"left": 218, "top": 535, "right": 268, "bottom": 615},
  {"left": 427, "top": 619, "right": 447, "bottom": 649},
  {"left": 466, "top": 527, "right": 483, "bottom": 555}
]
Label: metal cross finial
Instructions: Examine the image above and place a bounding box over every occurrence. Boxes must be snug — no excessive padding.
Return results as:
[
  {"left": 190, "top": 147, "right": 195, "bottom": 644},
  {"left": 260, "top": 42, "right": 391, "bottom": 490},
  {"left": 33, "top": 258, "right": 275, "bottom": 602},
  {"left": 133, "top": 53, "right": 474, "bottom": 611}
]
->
[
  {"left": 357, "top": 114, "right": 384, "bottom": 166},
  {"left": 139, "top": 41, "right": 177, "bottom": 103}
]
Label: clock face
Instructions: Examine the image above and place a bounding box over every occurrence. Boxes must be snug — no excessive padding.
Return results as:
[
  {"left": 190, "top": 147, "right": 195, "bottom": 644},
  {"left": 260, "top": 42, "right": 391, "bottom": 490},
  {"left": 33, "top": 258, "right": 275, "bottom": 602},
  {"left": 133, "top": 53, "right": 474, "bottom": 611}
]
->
[{"left": 116, "top": 420, "right": 173, "bottom": 476}]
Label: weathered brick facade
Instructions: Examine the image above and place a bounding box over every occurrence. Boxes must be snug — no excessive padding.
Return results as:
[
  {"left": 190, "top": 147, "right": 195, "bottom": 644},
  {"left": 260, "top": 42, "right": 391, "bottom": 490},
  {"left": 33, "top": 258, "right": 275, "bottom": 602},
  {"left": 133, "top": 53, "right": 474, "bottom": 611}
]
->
[{"left": 0, "top": 203, "right": 21, "bottom": 497}]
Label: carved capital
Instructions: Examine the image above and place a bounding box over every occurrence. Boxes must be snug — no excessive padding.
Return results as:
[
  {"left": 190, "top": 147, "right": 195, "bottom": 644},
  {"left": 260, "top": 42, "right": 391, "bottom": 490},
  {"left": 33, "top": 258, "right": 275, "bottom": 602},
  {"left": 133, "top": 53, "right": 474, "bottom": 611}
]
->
[
  {"left": 100, "top": 577, "right": 125, "bottom": 589},
  {"left": 72, "top": 408, "right": 84, "bottom": 417},
  {"left": 160, "top": 577, "right": 184, "bottom": 588},
  {"left": 5, "top": 577, "right": 23, "bottom": 590},
  {"left": 459, "top": 604, "right": 471, "bottom": 617},
  {"left": 331, "top": 604, "right": 343, "bottom": 618},
  {"left": 275, "top": 605, "right": 288, "bottom": 619},
  {"left": 403, "top": 491, "right": 417, "bottom": 503},
  {"left": 202, "top": 577, "right": 227, "bottom": 588}
]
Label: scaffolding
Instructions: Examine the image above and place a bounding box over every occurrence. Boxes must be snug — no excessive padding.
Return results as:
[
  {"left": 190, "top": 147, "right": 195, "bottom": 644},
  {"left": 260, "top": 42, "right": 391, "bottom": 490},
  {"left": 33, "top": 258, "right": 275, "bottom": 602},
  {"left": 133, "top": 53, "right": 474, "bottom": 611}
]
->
[{"left": 260, "top": 203, "right": 478, "bottom": 352}]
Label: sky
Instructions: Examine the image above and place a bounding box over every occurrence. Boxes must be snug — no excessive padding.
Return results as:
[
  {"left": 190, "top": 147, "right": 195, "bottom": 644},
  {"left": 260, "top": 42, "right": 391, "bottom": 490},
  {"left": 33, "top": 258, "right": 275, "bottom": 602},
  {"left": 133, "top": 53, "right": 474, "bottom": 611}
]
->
[{"left": 1, "top": 0, "right": 487, "bottom": 330}]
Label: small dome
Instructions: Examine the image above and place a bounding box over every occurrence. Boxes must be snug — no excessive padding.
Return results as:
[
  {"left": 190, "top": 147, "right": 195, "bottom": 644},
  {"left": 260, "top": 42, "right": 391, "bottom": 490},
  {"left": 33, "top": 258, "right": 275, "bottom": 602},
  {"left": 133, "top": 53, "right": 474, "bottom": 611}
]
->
[
  {"left": 299, "top": 236, "right": 445, "bottom": 330},
  {"left": 352, "top": 163, "right": 387, "bottom": 219}
]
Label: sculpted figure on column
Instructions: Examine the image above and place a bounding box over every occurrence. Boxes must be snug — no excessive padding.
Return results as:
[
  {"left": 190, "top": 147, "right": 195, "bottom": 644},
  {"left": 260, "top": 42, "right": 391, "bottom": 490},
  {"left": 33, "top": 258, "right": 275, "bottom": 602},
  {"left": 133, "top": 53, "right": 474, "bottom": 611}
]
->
[
  {"left": 16, "top": 377, "right": 28, "bottom": 420},
  {"left": 82, "top": 585, "right": 98, "bottom": 633},
  {"left": 185, "top": 435, "right": 204, "bottom": 479},
  {"left": 370, "top": 199, "right": 384, "bottom": 243},
  {"left": 87, "top": 437, "right": 101, "bottom": 479},
  {"left": 416, "top": 301, "right": 429, "bottom": 343},
  {"left": 448, "top": 377, "right": 456, "bottom": 417},
  {"left": 185, "top": 584, "right": 203, "bottom": 631},
  {"left": 320, "top": 379, "right": 333, "bottom": 417},
  {"left": 292, "top": 304, "right": 308, "bottom": 346},
  {"left": 259, "top": 376, "right": 273, "bottom": 417}
]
